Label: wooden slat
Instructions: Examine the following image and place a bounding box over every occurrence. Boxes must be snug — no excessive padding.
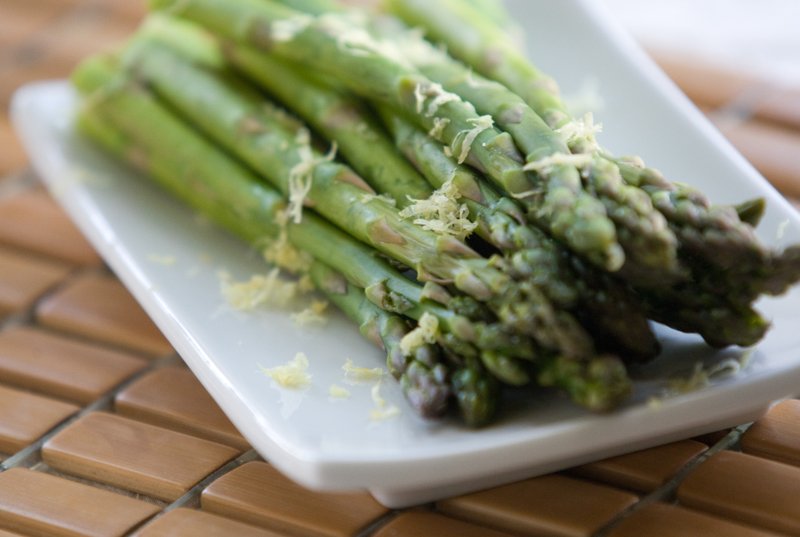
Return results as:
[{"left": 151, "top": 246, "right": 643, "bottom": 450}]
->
[
  {"left": 678, "top": 451, "right": 800, "bottom": 536},
  {"left": 202, "top": 462, "right": 389, "bottom": 537},
  {"left": 0, "top": 468, "right": 160, "bottom": 537},
  {"left": 438, "top": 474, "right": 638, "bottom": 537},
  {"left": 571, "top": 441, "right": 707, "bottom": 493},
  {"left": 36, "top": 273, "right": 173, "bottom": 357},
  {"left": 374, "top": 512, "right": 516, "bottom": 537},
  {"left": 0, "top": 245, "right": 71, "bottom": 319},
  {"left": 0, "top": 189, "right": 100, "bottom": 266},
  {"left": 608, "top": 502, "right": 781, "bottom": 537},
  {"left": 0, "top": 326, "right": 145, "bottom": 404},
  {"left": 741, "top": 399, "right": 800, "bottom": 468},
  {"left": 115, "top": 367, "right": 249, "bottom": 450},
  {"left": 0, "top": 384, "right": 78, "bottom": 454},
  {"left": 42, "top": 412, "right": 238, "bottom": 502},
  {"left": 134, "top": 508, "right": 287, "bottom": 537}
]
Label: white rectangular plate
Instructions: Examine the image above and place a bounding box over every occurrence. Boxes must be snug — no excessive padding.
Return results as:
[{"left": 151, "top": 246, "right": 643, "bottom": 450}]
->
[{"left": 12, "top": 0, "right": 800, "bottom": 508}]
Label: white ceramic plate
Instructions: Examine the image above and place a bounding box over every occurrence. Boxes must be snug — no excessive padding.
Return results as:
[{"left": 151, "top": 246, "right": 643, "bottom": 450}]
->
[{"left": 12, "top": 0, "right": 800, "bottom": 508}]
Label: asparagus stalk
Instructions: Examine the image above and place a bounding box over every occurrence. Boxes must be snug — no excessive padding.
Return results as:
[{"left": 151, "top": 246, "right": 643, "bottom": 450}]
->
[
  {"left": 73, "top": 54, "right": 501, "bottom": 423},
  {"left": 387, "top": 0, "right": 800, "bottom": 300},
  {"left": 76, "top": 42, "right": 633, "bottom": 417},
  {"left": 223, "top": 44, "right": 434, "bottom": 208},
  {"left": 385, "top": 0, "right": 570, "bottom": 127},
  {"left": 385, "top": 0, "right": 800, "bottom": 345},
  {"left": 265, "top": 0, "right": 680, "bottom": 286},
  {"left": 308, "top": 261, "right": 451, "bottom": 419},
  {"left": 391, "top": 20, "right": 679, "bottom": 278},
  {"left": 615, "top": 157, "right": 800, "bottom": 298},
  {"left": 149, "top": 0, "right": 627, "bottom": 274},
  {"left": 125, "top": 39, "right": 610, "bottom": 369},
  {"left": 226, "top": 32, "right": 652, "bottom": 360},
  {"left": 379, "top": 109, "right": 660, "bottom": 361}
]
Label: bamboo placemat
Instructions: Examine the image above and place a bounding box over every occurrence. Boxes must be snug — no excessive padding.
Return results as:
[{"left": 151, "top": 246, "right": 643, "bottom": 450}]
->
[{"left": 2, "top": 2, "right": 800, "bottom": 536}]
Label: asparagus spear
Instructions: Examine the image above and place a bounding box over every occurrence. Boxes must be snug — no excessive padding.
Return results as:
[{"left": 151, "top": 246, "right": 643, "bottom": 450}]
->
[
  {"left": 73, "top": 54, "right": 500, "bottom": 423},
  {"left": 76, "top": 50, "right": 633, "bottom": 421},
  {"left": 387, "top": 0, "right": 800, "bottom": 300},
  {"left": 308, "top": 261, "right": 451, "bottom": 419},
  {"left": 380, "top": 109, "right": 660, "bottom": 361},
  {"left": 221, "top": 28, "right": 655, "bottom": 360},
  {"left": 309, "top": 261, "right": 509, "bottom": 425},
  {"left": 265, "top": 0, "right": 676, "bottom": 284},
  {"left": 125, "top": 39, "right": 609, "bottom": 369},
  {"left": 384, "top": 19, "right": 679, "bottom": 282},
  {"left": 615, "top": 157, "right": 800, "bottom": 298},
  {"left": 149, "top": 0, "right": 627, "bottom": 274},
  {"left": 385, "top": 0, "right": 570, "bottom": 127},
  {"left": 385, "top": 0, "right": 800, "bottom": 344},
  {"left": 224, "top": 44, "right": 434, "bottom": 208},
  {"left": 221, "top": 28, "right": 652, "bottom": 360}
]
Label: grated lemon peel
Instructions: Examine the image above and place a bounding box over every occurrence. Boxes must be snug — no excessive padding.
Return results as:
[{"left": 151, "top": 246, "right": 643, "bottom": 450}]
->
[
  {"left": 369, "top": 381, "right": 400, "bottom": 421},
  {"left": 147, "top": 254, "right": 177, "bottom": 266},
  {"left": 287, "top": 128, "right": 337, "bottom": 224},
  {"left": 262, "top": 230, "right": 313, "bottom": 274},
  {"left": 399, "top": 312, "right": 439, "bottom": 357},
  {"left": 290, "top": 300, "right": 329, "bottom": 327},
  {"left": 522, "top": 152, "right": 594, "bottom": 174},
  {"left": 452, "top": 115, "right": 494, "bottom": 164},
  {"left": 260, "top": 352, "right": 311, "bottom": 389},
  {"left": 329, "top": 384, "right": 351, "bottom": 399},
  {"left": 270, "top": 14, "right": 313, "bottom": 42},
  {"left": 428, "top": 117, "right": 451, "bottom": 139},
  {"left": 359, "top": 193, "right": 398, "bottom": 207},
  {"left": 399, "top": 178, "right": 477, "bottom": 240},
  {"left": 317, "top": 12, "right": 411, "bottom": 67},
  {"left": 555, "top": 112, "right": 602, "bottom": 154},
  {"left": 342, "top": 358, "right": 384, "bottom": 382},
  {"left": 647, "top": 350, "right": 753, "bottom": 407},
  {"left": 414, "top": 82, "right": 462, "bottom": 117},
  {"left": 219, "top": 268, "right": 299, "bottom": 310}
]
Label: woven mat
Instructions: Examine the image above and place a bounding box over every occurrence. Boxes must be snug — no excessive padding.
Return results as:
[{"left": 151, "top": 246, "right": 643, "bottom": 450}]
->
[{"left": 2, "top": 2, "right": 800, "bottom": 536}]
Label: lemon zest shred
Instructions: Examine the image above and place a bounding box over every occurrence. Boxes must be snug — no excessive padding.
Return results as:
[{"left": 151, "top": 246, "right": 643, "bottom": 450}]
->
[
  {"left": 262, "top": 230, "right": 313, "bottom": 274},
  {"left": 399, "top": 312, "right": 439, "bottom": 357},
  {"left": 219, "top": 269, "right": 298, "bottom": 310},
  {"left": 413, "top": 82, "right": 461, "bottom": 117},
  {"left": 555, "top": 112, "right": 602, "bottom": 154},
  {"left": 147, "top": 254, "right": 177, "bottom": 266},
  {"left": 428, "top": 117, "right": 450, "bottom": 139},
  {"left": 522, "top": 152, "right": 594, "bottom": 174},
  {"left": 287, "top": 129, "right": 337, "bottom": 224},
  {"left": 343, "top": 358, "right": 384, "bottom": 382},
  {"left": 453, "top": 115, "right": 493, "bottom": 164},
  {"left": 360, "top": 193, "right": 398, "bottom": 206},
  {"left": 329, "top": 384, "right": 351, "bottom": 399},
  {"left": 290, "top": 300, "right": 329, "bottom": 326},
  {"left": 369, "top": 381, "right": 400, "bottom": 421},
  {"left": 260, "top": 352, "right": 311, "bottom": 389},
  {"left": 399, "top": 178, "right": 477, "bottom": 240}
]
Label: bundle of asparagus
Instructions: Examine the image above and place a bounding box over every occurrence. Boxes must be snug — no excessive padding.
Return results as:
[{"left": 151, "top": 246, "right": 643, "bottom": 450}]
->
[{"left": 69, "top": 0, "right": 800, "bottom": 426}]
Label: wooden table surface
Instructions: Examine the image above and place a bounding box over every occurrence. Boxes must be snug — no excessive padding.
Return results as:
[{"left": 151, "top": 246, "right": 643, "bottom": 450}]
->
[{"left": 2, "top": 2, "right": 800, "bottom": 536}]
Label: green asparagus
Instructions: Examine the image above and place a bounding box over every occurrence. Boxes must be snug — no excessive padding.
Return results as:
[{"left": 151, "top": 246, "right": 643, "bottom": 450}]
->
[
  {"left": 385, "top": 0, "right": 800, "bottom": 345},
  {"left": 72, "top": 54, "right": 496, "bottom": 423},
  {"left": 308, "top": 260, "right": 450, "bottom": 418},
  {"left": 378, "top": 108, "right": 660, "bottom": 361},
  {"left": 124, "top": 39, "right": 611, "bottom": 367},
  {"left": 65, "top": 0, "right": 800, "bottom": 429},
  {"left": 149, "top": 0, "right": 629, "bottom": 273},
  {"left": 224, "top": 44, "right": 434, "bottom": 208}
]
